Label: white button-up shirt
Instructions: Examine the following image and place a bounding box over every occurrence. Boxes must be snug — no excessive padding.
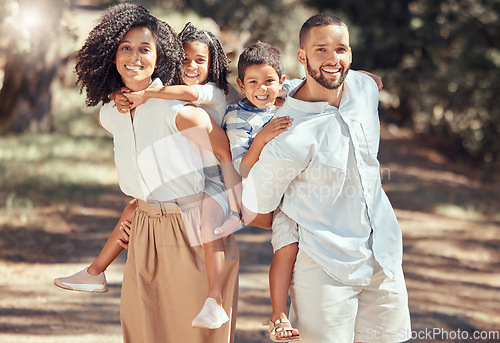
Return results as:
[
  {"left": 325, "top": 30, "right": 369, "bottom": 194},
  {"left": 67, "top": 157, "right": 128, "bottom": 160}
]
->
[{"left": 242, "top": 70, "right": 402, "bottom": 285}]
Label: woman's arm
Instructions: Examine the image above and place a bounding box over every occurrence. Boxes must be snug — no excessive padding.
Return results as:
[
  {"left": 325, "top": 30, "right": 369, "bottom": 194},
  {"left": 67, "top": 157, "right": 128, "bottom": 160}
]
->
[
  {"left": 176, "top": 104, "right": 231, "bottom": 159},
  {"left": 176, "top": 104, "right": 242, "bottom": 215}
]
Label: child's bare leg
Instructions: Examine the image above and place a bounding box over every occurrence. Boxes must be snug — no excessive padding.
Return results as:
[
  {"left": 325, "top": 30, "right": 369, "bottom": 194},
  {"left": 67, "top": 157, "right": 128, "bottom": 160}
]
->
[
  {"left": 192, "top": 194, "right": 229, "bottom": 329},
  {"left": 204, "top": 238, "right": 225, "bottom": 304},
  {"left": 87, "top": 199, "right": 137, "bottom": 275},
  {"left": 269, "top": 242, "right": 300, "bottom": 339},
  {"left": 200, "top": 194, "right": 226, "bottom": 303}
]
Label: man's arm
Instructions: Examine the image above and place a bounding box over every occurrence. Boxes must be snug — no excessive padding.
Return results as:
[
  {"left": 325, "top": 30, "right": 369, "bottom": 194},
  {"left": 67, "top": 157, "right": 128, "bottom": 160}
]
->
[
  {"left": 239, "top": 116, "right": 292, "bottom": 178},
  {"left": 241, "top": 141, "right": 305, "bottom": 228},
  {"left": 242, "top": 209, "right": 273, "bottom": 229}
]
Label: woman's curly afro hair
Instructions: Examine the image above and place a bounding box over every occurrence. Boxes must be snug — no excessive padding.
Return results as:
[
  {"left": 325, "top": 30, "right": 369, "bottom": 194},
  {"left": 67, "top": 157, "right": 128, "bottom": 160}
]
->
[
  {"left": 179, "top": 22, "right": 230, "bottom": 94},
  {"left": 75, "top": 3, "right": 184, "bottom": 106}
]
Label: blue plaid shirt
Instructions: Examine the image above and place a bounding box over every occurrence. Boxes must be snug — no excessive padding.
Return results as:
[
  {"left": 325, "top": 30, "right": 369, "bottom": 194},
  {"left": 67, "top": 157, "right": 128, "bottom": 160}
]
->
[{"left": 223, "top": 100, "right": 278, "bottom": 174}]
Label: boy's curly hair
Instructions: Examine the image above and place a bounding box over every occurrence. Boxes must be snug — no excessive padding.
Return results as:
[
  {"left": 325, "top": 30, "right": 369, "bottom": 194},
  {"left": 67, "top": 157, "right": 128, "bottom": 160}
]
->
[
  {"left": 75, "top": 3, "right": 184, "bottom": 106},
  {"left": 179, "top": 22, "right": 230, "bottom": 95}
]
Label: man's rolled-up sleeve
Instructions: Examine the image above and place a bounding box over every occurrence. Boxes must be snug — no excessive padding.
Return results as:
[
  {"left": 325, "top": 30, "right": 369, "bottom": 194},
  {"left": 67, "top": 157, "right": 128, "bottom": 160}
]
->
[{"left": 242, "top": 141, "right": 304, "bottom": 214}]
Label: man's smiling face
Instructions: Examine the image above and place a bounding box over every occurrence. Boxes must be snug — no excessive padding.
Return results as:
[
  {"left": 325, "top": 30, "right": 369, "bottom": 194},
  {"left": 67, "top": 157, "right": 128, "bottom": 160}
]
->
[{"left": 299, "top": 24, "right": 352, "bottom": 90}]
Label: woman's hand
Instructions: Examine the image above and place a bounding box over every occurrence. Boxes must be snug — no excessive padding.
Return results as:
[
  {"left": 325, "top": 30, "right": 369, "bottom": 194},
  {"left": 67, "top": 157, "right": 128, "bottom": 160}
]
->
[{"left": 117, "top": 220, "right": 132, "bottom": 249}]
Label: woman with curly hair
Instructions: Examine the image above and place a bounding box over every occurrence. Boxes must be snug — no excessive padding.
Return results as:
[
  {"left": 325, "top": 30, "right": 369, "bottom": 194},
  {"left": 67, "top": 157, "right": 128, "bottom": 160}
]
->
[
  {"left": 111, "top": 21, "right": 242, "bottom": 329},
  {"left": 75, "top": 3, "right": 183, "bottom": 106},
  {"left": 58, "top": 3, "right": 240, "bottom": 342}
]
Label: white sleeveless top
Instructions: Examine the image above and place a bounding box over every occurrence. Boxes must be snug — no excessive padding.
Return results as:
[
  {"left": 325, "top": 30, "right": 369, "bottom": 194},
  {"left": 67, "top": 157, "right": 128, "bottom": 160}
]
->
[{"left": 99, "top": 78, "right": 207, "bottom": 202}]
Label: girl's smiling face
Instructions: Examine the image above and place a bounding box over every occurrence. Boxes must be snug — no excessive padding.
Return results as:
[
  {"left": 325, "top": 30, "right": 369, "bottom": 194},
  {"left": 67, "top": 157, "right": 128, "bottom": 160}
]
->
[
  {"left": 115, "top": 26, "right": 157, "bottom": 91},
  {"left": 182, "top": 41, "right": 210, "bottom": 86}
]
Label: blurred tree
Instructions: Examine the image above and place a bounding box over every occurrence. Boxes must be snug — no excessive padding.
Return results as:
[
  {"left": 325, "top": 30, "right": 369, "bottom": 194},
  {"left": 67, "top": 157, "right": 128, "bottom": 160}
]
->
[
  {"left": 146, "top": 0, "right": 314, "bottom": 75},
  {"left": 0, "top": 0, "right": 63, "bottom": 133},
  {"left": 307, "top": 0, "right": 500, "bottom": 163},
  {"left": 170, "top": 0, "right": 311, "bottom": 45}
]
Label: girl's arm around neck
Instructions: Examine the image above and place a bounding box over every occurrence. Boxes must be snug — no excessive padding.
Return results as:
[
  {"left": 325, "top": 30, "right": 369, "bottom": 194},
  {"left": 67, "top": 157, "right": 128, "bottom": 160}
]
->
[{"left": 125, "top": 85, "right": 200, "bottom": 107}]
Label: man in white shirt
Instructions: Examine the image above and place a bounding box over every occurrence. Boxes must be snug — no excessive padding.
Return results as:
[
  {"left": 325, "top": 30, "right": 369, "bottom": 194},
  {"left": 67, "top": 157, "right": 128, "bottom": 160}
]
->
[{"left": 242, "top": 13, "right": 411, "bottom": 343}]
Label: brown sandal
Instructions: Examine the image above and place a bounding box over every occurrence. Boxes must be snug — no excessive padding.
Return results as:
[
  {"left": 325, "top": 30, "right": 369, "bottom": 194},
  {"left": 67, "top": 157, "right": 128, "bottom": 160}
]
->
[{"left": 262, "top": 318, "right": 301, "bottom": 342}]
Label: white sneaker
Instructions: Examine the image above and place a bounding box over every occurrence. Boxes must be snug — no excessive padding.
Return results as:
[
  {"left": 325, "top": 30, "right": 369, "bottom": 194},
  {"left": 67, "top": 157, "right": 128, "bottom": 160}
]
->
[
  {"left": 192, "top": 298, "right": 229, "bottom": 329},
  {"left": 54, "top": 268, "right": 108, "bottom": 293}
]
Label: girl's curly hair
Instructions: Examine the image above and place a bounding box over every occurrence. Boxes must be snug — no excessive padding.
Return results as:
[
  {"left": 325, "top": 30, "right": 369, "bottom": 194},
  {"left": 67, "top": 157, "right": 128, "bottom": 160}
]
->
[
  {"left": 75, "top": 3, "right": 184, "bottom": 106},
  {"left": 179, "top": 22, "right": 230, "bottom": 95}
]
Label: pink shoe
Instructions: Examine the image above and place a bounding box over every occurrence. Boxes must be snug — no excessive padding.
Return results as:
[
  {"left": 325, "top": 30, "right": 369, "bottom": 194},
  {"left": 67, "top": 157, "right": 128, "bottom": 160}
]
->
[{"left": 54, "top": 268, "right": 108, "bottom": 293}]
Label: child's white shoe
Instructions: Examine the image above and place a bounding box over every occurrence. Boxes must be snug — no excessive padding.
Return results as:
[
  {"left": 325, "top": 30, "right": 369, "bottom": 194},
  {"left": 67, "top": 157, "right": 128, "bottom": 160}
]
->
[
  {"left": 54, "top": 268, "right": 108, "bottom": 293},
  {"left": 192, "top": 298, "right": 229, "bottom": 329}
]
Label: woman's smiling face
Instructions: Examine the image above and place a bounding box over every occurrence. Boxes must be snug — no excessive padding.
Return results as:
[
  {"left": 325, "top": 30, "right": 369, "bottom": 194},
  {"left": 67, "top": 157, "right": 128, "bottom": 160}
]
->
[{"left": 115, "top": 26, "right": 157, "bottom": 91}]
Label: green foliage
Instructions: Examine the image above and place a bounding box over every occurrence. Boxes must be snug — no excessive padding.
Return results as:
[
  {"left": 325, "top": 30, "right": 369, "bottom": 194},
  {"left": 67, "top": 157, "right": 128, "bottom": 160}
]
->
[{"left": 308, "top": 0, "right": 500, "bottom": 163}]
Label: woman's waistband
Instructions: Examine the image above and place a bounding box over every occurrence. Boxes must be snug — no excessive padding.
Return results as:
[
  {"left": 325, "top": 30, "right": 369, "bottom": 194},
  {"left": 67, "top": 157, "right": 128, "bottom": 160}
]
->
[{"left": 137, "top": 193, "right": 204, "bottom": 216}]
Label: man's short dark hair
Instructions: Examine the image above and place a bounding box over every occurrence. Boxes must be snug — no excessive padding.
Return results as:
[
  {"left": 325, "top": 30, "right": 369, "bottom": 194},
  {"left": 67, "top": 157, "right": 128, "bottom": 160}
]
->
[
  {"left": 237, "top": 41, "right": 283, "bottom": 81},
  {"left": 299, "top": 13, "right": 348, "bottom": 48}
]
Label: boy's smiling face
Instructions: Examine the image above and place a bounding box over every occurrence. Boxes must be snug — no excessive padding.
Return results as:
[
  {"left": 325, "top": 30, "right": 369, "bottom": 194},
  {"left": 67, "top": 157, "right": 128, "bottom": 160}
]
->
[{"left": 237, "top": 63, "right": 285, "bottom": 109}]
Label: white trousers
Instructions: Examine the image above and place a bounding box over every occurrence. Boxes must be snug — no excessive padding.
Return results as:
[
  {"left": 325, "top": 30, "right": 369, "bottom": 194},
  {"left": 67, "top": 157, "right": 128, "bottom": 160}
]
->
[{"left": 289, "top": 250, "right": 411, "bottom": 343}]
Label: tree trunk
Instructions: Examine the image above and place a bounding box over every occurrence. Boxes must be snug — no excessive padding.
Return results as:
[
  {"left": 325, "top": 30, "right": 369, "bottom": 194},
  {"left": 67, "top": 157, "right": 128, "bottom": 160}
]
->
[{"left": 0, "top": 0, "right": 62, "bottom": 133}]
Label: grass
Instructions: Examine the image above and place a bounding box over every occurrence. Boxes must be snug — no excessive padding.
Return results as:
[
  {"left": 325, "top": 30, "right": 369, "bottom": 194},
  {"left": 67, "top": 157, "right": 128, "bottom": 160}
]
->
[{"left": 0, "top": 83, "right": 118, "bottom": 209}]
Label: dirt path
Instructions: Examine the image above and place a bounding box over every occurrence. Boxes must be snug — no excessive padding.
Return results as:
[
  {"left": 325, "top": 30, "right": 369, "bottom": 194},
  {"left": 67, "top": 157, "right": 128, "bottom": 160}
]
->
[{"left": 1, "top": 124, "right": 499, "bottom": 342}]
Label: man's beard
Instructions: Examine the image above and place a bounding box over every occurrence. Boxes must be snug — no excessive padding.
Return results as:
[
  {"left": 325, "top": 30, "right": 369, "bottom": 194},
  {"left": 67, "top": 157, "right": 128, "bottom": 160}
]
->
[{"left": 306, "top": 57, "right": 350, "bottom": 90}]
